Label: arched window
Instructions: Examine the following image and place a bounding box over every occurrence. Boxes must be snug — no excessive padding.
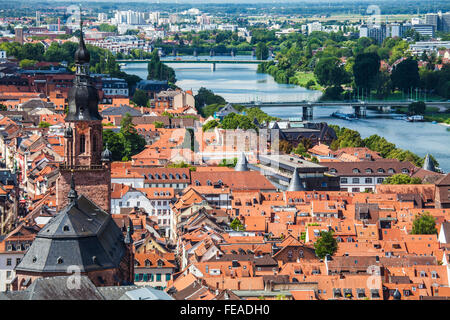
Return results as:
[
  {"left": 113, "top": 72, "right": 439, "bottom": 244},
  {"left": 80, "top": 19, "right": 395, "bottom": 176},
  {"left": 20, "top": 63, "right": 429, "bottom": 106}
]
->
[{"left": 80, "top": 134, "right": 86, "bottom": 154}]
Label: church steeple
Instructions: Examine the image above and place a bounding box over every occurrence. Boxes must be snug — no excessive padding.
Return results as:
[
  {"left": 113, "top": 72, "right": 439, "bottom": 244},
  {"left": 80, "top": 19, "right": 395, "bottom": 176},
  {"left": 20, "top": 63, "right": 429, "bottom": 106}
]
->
[
  {"left": 57, "top": 8, "right": 112, "bottom": 214},
  {"left": 65, "top": 11, "right": 102, "bottom": 122}
]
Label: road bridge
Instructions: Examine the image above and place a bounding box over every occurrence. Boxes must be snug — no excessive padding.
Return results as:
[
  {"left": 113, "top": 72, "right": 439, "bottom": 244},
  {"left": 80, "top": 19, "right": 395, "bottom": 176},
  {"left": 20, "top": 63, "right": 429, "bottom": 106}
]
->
[{"left": 235, "top": 100, "right": 450, "bottom": 120}]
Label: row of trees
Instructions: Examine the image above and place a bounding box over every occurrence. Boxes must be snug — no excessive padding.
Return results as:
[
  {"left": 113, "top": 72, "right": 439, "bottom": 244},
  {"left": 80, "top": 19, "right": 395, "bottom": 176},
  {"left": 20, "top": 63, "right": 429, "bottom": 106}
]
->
[
  {"left": 329, "top": 125, "right": 439, "bottom": 168},
  {"left": 0, "top": 40, "right": 142, "bottom": 91},
  {"left": 257, "top": 30, "right": 450, "bottom": 100}
]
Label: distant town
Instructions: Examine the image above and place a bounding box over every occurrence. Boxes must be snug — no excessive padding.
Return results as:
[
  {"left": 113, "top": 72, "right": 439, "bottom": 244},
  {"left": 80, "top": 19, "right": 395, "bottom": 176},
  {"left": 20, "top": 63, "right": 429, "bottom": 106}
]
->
[{"left": 0, "top": 1, "right": 448, "bottom": 302}]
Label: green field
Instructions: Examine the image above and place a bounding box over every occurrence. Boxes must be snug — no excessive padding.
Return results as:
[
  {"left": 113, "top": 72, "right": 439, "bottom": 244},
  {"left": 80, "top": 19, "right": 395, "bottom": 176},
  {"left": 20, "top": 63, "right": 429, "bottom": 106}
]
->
[{"left": 293, "top": 71, "right": 323, "bottom": 91}]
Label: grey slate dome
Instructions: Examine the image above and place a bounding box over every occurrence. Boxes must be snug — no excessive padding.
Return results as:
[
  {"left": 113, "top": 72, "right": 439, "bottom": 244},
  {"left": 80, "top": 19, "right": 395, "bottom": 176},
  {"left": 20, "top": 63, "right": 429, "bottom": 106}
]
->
[
  {"left": 234, "top": 152, "right": 249, "bottom": 171},
  {"left": 287, "top": 167, "right": 306, "bottom": 191},
  {"left": 423, "top": 153, "right": 435, "bottom": 172},
  {"left": 101, "top": 145, "right": 112, "bottom": 162},
  {"left": 15, "top": 195, "right": 126, "bottom": 274},
  {"left": 393, "top": 289, "right": 401, "bottom": 300}
]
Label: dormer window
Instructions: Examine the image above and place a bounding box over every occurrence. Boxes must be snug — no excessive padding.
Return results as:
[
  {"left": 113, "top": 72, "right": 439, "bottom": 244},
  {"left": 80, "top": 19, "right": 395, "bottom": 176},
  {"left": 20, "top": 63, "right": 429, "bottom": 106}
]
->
[
  {"left": 182, "top": 174, "right": 188, "bottom": 179},
  {"left": 195, "top": 180, "right": 200, "bottom": 186},
  {"left": 207, "top": 180, "right": 212, "bottom": 186},
  {"left": 388, "top": 168, "right": 395, "bottom": 174},
  {"left": 353, "top": 168, "right": 360, "bottom": 173},
  {"left": 57, "top": 257, "right": 64, "bottom": 264},
  {"left": 365, "top": 168, "right": 372, "bottom": 173},
  {"left": 176, "top": 174, "right": 180, "bottom": 179},
  {"left": 63, "top": 225, "right": 70, "bottom": 232},
  {"left": 378, "top": 168, "right": 385, "bottom": 173},
  {"left": 401, "top": 168, "right": 409, "bottom": 174},
  {"left": 145, "top": 259, "right": 151, "bottom": 266}
]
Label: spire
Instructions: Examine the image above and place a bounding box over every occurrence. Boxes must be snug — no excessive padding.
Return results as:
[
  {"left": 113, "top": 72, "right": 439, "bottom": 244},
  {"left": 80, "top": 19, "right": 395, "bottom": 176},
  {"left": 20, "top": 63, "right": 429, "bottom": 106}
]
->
[
  {"left": 67, "top": 173, "right": 78, "bottom": 202},
  {"left": 234, "top": 152, "right": 249, "bottom": 171},
  {"left": 423, "top": 153, "right": 435, "bottom": 172},
  {"left": 74, "top": 9, "right": 90, "bottom": 67},
  {"left": 287, "top": 168, "right": 306, "bottom": 191}
]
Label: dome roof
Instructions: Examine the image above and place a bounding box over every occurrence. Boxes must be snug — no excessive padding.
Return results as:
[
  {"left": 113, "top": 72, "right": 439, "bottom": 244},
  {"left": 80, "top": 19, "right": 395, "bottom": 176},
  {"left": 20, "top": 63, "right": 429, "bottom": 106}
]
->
[
  {"left": 66, "top": 83, "right": 102, "bottom": 121},
  {"left": 101, "top": 146, "right": 112, "bottom": 162}
]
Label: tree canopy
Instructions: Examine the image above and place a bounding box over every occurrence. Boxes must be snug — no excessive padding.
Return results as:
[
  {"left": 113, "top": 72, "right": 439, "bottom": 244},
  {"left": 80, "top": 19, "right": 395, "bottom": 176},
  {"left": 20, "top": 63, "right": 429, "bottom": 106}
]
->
[
  {"left": 314, "top": 231, "right": 338, "bottom": 259},
  {"left": 411, "top": 213, "right": 437, "bottom": 235},
  {"left": 102, "top": 113, "right": 146, "bottom": 162},
  {"left": 147, "top": 49, "right": 176, "bottom": 84}
]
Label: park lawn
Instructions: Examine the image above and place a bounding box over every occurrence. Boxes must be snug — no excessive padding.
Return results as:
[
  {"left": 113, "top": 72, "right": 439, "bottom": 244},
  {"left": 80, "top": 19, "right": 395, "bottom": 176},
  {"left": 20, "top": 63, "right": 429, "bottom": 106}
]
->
[{"left": 293, "top": 71, "right": 323, "bottom": 91}]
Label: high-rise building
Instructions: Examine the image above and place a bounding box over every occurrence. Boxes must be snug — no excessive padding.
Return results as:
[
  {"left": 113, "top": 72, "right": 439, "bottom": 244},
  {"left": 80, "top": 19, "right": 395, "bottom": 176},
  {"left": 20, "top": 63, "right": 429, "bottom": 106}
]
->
[
  {"left": 425, "top": 13, "right": 439, "bottom": 29},
  {"left": 412, "top": 24, "right": 435, "bottom": 38},
  {"left": 442, "top": 13, "right": 450, "bottom": 32},
  {"left": 36, "top": 11, "right": 40, "bottom": 27}
]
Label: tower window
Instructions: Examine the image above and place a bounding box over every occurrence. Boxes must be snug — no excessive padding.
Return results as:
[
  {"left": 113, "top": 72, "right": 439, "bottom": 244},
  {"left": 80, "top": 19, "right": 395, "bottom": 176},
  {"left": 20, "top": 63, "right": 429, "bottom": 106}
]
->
[{"left": 80, "top": 134, "right": 86, "bottom": 153}]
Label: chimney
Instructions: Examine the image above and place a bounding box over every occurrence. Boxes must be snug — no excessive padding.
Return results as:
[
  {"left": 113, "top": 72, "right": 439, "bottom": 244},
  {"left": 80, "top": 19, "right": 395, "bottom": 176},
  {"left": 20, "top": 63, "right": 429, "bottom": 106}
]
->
[{"left": 237, "top": 281, "right": 241, "bottom": 291}]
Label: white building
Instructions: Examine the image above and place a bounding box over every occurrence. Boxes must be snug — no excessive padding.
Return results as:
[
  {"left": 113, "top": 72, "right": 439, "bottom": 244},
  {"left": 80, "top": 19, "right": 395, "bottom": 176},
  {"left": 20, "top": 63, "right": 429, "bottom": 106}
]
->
[{"left": 111, "top": 185, "right": 176, "bottom": 236}]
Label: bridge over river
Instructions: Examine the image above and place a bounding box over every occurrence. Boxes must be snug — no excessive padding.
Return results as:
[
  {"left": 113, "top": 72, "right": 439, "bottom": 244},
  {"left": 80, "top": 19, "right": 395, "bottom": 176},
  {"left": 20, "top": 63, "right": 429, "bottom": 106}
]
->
[
  {"left": 234, "top": 100, "right": 450, "bottom": 119},
  {"left": 118, "top": 58, "right": 264, "bottom": 71}
]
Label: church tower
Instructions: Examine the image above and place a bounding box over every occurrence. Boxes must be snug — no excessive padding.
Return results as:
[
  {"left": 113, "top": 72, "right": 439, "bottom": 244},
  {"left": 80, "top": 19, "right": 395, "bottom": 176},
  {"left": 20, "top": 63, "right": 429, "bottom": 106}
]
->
[{"left": 56, "top": 18, "right": 112, "bottom": 213}]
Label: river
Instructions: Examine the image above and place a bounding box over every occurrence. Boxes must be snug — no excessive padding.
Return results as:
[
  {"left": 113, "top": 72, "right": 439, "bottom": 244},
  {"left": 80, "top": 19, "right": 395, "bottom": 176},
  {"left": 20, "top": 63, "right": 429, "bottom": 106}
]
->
[{"left": 122, "top": 56, "right": 450, "bottom": 172}]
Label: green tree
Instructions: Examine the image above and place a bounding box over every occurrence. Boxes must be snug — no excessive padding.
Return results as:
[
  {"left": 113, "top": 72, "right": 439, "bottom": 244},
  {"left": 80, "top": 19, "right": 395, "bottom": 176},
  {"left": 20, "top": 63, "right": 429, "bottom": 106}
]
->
[
  {"left": 408, "top": 101, "right": 426, "bottom": 115},
  {"left": 255, "top": 42, "right": 269, "bottom": 60},
  {"left": 411, "top": 213, "right": 437, "bottom": 235},
  {"left": 391, "top": 58, "right": 420, "bottom": 92},
  {"left": 202, "top": 119, "right": 220, "bottom": 132},
  {"left": 147, "top": 49, "right": 176, "bottom": 83},
  {"left": 131, "top": 89, "right": 149, "bottom": 107},
  {"left": 38, "top": 121, "right": 51, "bottom": 128},
  {"left": 230, "top": 218, "right": 245, "bottom": 231},
  {"left": 314, "top": 231, "right": 338, "bottom": 259},
  {"left": 353, "top": 52, "right": 380, "bottom": 91},
  {"left": 120, "top": 113, "right": 146, "bottom": 159},
  {"left": 19, "top": 59, "right": 38, "bottom": 68},
  {"left": 382, "top": 174, "right": 422, "bottom": 185},
  {"left": 194, "top": 87, "right": 226, "bottom": 111},
  {"left": 154, "top": 121, "right": 164, "bottom": 128}
]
